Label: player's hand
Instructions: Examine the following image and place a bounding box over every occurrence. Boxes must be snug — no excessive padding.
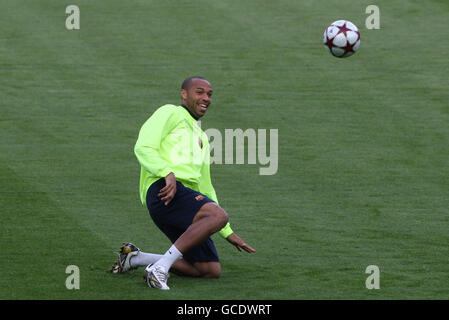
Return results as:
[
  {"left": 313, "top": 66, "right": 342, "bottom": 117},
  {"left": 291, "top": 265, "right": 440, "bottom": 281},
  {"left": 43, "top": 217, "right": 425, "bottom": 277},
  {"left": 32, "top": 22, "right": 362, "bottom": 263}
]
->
[
  {"left": 226, "top": 233, "right": 256, "bottom": 253},
  {"left": 158, "top": 172, "right": 177, "bottom": 206}
]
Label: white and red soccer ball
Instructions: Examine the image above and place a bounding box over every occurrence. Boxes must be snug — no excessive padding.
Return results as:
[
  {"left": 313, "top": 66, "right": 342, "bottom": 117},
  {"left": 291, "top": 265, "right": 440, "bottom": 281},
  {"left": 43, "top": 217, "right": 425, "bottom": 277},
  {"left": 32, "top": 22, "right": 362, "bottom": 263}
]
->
[{"left": 323, "top": 20, "right": 361, "bottom": 58}]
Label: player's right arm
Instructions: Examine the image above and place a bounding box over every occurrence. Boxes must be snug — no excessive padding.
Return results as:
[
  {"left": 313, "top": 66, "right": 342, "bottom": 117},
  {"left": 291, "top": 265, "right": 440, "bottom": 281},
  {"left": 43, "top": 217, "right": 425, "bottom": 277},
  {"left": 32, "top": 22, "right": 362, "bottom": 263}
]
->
[
  {"left": 134, "top": 105, "right": 180, "bottom": 178},
  {"left": 158, "top": 172, "right": 177, "bottom": 206}
]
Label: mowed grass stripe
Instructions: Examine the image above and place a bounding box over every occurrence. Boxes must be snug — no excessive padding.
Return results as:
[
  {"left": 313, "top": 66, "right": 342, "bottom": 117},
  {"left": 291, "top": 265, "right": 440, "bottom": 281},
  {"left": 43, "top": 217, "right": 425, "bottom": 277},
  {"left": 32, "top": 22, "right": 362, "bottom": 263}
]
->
[{"left": 0, "top": 160, "right": 115, "bottom": 299}]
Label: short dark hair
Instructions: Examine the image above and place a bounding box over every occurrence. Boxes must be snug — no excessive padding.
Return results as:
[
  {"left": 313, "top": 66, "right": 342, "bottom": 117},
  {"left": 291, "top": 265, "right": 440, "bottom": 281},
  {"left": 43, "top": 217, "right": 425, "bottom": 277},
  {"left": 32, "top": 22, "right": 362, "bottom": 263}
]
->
[{"left": 181, "top": 76, "right": 207, "bottom": 90}]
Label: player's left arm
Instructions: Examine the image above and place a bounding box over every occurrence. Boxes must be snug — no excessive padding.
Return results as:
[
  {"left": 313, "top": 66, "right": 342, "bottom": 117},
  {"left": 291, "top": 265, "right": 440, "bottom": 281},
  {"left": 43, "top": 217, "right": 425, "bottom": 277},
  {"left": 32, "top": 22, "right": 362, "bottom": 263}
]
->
[
  {"left": 198, "top": 149, "right": 233, "bottom": 239},
  {"left": 199, "top": 142, "right": 255, "bottom": 253},
  {"left": 197, "top": 138, "right": 219, "bottom": 204},
  {"left": 226, "top": 233, "right": 256, "bottom": 253}
]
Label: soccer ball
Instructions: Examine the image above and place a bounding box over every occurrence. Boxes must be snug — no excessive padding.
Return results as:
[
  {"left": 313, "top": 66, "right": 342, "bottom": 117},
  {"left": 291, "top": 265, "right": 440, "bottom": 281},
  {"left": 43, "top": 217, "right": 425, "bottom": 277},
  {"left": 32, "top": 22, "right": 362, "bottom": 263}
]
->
[{"left": 323, "top": 20, "right": 361, "bottom": 58}]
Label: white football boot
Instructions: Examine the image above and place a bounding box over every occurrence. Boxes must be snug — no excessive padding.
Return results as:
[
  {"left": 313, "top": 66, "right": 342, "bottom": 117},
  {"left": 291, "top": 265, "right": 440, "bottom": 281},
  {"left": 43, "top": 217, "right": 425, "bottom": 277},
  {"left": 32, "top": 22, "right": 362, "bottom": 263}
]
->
[
  {"left": 145, "top": 264, "right": 170, "bottom": 290},
  {"left": 109, "top": 242, "right": 140, "bottom": 273}
]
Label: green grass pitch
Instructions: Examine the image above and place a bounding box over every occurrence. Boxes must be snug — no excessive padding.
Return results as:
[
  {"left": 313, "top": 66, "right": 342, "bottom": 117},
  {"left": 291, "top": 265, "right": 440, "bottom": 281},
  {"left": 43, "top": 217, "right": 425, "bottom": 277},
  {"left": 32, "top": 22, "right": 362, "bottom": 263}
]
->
[{"left": 1, "top": 0, "right": 448, "bottom": 300}]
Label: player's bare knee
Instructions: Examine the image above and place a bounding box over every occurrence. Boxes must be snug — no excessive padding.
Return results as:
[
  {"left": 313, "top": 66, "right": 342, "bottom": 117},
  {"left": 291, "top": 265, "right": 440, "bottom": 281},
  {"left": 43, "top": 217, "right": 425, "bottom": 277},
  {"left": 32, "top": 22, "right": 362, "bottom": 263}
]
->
[
  {"left": 216, "top": 208, "right": 228, "bottom": 226},
  {"left": 204, "top": 270, "right": 221, "bottom": 279},
  {"left": 202, "top": 266, "right": 221, "bottom": 279},
  {"left": 206, "top": 203, "right": 228, "bottom": 226},
  {"left": 196, "top": 203, "right": 228, "bottom": 230},
  {"left": 195, "top": 262, "right": 221, "bottom": 279}
]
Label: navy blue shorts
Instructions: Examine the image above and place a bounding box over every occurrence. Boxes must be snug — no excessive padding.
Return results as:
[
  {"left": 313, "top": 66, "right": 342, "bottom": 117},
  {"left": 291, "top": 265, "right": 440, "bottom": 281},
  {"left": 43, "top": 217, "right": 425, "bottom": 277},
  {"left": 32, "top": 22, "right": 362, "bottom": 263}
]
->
[{"left": 146, "top": 178, "right": 219, "bottom": 265}]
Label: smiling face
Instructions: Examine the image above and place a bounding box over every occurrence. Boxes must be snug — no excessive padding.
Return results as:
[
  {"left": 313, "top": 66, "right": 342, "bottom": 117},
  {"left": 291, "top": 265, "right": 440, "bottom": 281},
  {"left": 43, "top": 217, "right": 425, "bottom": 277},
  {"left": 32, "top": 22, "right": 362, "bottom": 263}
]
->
[{"left": 181, "top": 78, "right": 213, "bottom": 119}]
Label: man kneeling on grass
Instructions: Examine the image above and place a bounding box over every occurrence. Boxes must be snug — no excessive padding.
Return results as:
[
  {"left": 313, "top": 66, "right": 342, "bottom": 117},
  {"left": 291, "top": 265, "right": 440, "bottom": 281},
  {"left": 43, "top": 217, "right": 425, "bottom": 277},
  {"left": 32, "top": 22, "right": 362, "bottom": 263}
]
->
[{"left": 109, "top": 76, "right": 256, "bottom": 290}]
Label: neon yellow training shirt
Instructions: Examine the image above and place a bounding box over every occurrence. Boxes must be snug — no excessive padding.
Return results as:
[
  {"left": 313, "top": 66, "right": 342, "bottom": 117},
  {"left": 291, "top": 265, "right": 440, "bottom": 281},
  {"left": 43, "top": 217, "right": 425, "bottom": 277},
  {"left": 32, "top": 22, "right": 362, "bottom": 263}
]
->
[{"left": 134, "top": 104, "right": 233, "bottom": 238}]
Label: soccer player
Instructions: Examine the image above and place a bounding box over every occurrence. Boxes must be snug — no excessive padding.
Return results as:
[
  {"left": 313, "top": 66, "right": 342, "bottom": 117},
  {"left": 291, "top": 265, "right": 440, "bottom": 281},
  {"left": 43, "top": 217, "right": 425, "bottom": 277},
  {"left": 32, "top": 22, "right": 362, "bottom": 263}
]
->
[{"left": 110, "top": 77, "right": 256, "bottom": 290}]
